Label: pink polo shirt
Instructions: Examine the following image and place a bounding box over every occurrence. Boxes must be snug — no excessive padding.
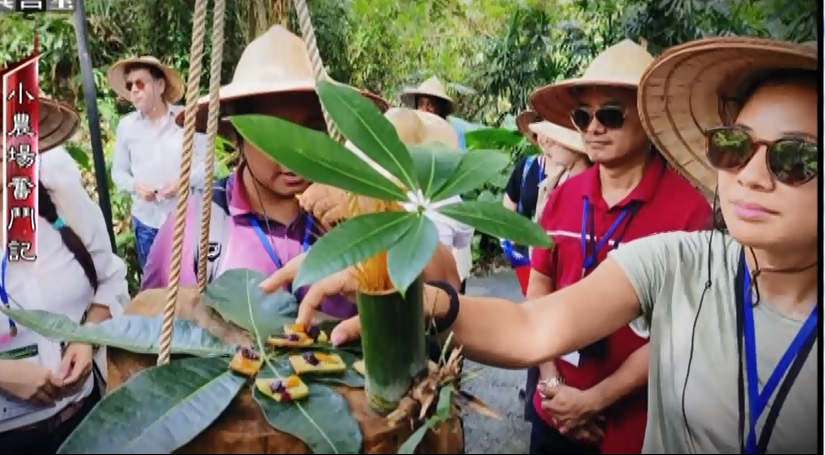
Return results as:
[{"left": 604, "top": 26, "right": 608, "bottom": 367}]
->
[{"left": 141, "top": 167, "right": 357, "bottom": 319}]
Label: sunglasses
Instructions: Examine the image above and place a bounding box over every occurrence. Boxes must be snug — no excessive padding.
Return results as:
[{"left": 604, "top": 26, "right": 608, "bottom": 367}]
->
[
  {"left": 570, "top": 105, "right": 626, "bottom": 131},
  {"left": 705, "top": 125, "right": 818, "bottom": 186},
  {"left": 125, "top": 79, "right": 148, "bottom": 92}
]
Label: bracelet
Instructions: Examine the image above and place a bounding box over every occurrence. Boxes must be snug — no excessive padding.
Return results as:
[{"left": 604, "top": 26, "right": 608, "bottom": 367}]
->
[{"left": 426, "top": 280, "right": 460, "bottom": 333}]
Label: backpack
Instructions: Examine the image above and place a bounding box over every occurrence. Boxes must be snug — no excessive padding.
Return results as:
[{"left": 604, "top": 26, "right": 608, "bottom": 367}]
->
[
  {"left": 192, "top": 177, "right": 232, "bottom": 283},
  {"left": 517, "top": 155, "right": 542, "bottom": 215}
]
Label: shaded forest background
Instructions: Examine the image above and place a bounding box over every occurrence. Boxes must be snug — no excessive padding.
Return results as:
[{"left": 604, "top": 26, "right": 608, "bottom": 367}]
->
[{"left": 0, "top": 0, "right": 817, "bottom": 292}]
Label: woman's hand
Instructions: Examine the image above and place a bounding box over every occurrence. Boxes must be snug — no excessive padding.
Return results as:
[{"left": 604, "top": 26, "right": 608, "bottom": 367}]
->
[
  {"left": 59, "top": 343, "right": 94, "bottom": 391},
  {"left": 538, "top": 382, "right": 600, "bottom": 432},
  {"left": 0, "top": 359, "right": 64, "bottom": 406},
  {"left": 297, "top": 184, "right": 349, "bottom": 231},
  {"left": 259, "top": 253, "right": 362, "bottom": 345}
]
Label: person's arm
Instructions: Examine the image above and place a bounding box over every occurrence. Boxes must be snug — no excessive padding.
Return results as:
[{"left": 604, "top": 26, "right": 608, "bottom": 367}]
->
[
  {"left": 526, "top": 269, "right": 560, "bottom": 379},
  {"left": 111, "top": 119, "right": 135, "bottom": 194},
  {"left": 422, "top": 242, "right": 461, "bottom": 291},
  {"left": 586, "top": 344, "right": 649, "bottom": 411},
  {"left": 502, "top": 158, "right": 525, "bottom": 212}
]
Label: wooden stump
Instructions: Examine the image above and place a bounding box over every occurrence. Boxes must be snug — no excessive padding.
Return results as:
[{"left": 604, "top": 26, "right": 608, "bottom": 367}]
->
[{"left": 107, "top": 288, "right": 464, "bottom": 454}]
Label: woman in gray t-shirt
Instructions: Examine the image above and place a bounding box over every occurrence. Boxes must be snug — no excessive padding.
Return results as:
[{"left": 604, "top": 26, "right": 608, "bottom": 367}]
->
[{"left": 266, "top": 37, "right": 819, "bottom": 454}]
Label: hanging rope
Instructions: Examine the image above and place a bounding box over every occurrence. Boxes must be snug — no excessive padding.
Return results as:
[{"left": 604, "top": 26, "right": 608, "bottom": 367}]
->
[
  {"left": 197, "top": 0, "right": 227, "bottom": 292},
  {"left": 157, "top": 0, "right": 218, "bottom": 366},
  {"left": 293, "top": 0, "right": 343, "bottom": 142}
]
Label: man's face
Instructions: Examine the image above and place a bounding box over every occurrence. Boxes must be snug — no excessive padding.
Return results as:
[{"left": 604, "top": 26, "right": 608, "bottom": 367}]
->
[
  {"left": 127, "top": 68, "right": 165, "bottom": 115},
  {"left": 416, "top": 96, "right": 442, "bottom": 116},
  {"left": 572, "top": 87, "right": 649, "bottom": 164},
  {"left": 240, "top": 92, "right": 326, "bottom": 198}
]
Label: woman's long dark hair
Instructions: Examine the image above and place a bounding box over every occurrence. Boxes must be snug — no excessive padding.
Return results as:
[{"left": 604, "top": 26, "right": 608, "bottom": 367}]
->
[{"left": 38, "top": 182, "right": 99, "bottom": 291}]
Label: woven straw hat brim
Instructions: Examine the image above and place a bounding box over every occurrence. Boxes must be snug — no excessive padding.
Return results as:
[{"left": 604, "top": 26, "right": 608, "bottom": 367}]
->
[
  {"left": 516, "top": 110, "right": 540, "bottom": 143},
  {"left": 400, "top": 90, "right": 454, "bottom": 114},
  {"left": 39, "top": 98, "right": 80, "bottom": 153},
  {"left": 528, "top": 121, "right": 586, "bottom": 154},
  {"left": 638, "top": 36, "right": 818, "bottom": 197},
  {"left": 107, "top": 56, "right": 185, "bottom": 103},
  {"left": 529, "top": 78, "right": 639, "bottom": 130},
  {"left": 173, "top": 82, "right": 390, "bottom": 134}
]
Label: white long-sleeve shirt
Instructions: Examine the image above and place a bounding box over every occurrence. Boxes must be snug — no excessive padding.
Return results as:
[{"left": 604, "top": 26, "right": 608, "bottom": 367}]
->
[
  {"left": 0, "top": 147, "right": 129, "bottom": 432},
  {"left": 111, "top": 104, "right": 211, "bottom": 228}
]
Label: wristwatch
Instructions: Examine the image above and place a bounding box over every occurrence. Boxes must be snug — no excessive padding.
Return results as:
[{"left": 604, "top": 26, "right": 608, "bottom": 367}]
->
[{"left": 538, "top": 375, "right": 564, "bottom": 397}]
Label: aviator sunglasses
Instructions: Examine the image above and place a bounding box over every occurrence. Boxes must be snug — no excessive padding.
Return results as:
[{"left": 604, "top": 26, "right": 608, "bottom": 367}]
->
[
  {"left": 570, "top": 104, "right": 626, "bottom": 132},
  {"left": 705, "top": 125, "right": 818, "bottom": 186}
]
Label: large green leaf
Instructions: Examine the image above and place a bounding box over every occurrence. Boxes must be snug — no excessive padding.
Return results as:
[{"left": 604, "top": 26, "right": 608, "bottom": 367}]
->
[
  {"left": 438, "top": 201, "right": 552, "bottom": 247},
  {"left": 253, "top": 369, "right": 363, "bottom": 454},
  {"left": 465, "top": 127, "right": 524, "bottom": 150},
  {"left": 58, "top": 357, "right": 245, "bottom": 454},
  {"left": 294, "top": 211, "right": 416, "bottom": 289},
  {"left": 387, "top": 216, "right": 439, "bottom": 295},
  {"left": 408, "top": 143, "right": 463, "bottom": 198},
  {"left": 229, "top": 114, "right": 405, "bottom": 201},
  {"left": 318, "top": 80, "right": 418, "bottom": 191},
  {"left": 433, "top": 150, "right": 511, "bottom": 199},
  {"left": 0, "top": 309, "right": 234, "bottom": 357},
  {"left": 203, "top": 269, "right": 299, "bottom": 338}
]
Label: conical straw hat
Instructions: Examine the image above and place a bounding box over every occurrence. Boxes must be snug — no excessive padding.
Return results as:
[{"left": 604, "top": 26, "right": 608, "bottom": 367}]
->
[
  {"left": 384, "top": 107, "right": 459, "bottom": 149},
  {"left": 528, "top": 121, "right": 586, "bottom": 154},
  {"left": 107, "top": 56, "right": 185, "bottom": 103},
  {"left": 175, "top": 25, "right": 389, "bottom": 133},
  {"left": 638, "top": 37, "right": 817, "bottom": 197},
  {"left": 38, "top": 98, "right": 80, "bottom": 153},
  {"left": 516, "top": 109, "right": 540, "bottom": 144},
  {"left": 400, "top": 76, "right": 454, "bottom": 115},
  {"left": 530, "top": 39, "right": 654, "bottom": 129}
]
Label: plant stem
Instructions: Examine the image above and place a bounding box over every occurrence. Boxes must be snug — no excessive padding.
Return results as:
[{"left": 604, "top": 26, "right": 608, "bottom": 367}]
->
[{"left": 357, "top": 277, "right": 426, "bottom": 415}]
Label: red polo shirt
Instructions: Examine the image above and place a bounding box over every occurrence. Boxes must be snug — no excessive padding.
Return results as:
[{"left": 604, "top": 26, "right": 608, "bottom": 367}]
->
[{"left": 530, "top": 155, "right": 712, "bottom": 454}]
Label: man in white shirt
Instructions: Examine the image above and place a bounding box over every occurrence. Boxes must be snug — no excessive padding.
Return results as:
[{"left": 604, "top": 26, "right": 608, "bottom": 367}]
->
[{"left": 107, "top": 56, "right": 210, "bottom": 270}]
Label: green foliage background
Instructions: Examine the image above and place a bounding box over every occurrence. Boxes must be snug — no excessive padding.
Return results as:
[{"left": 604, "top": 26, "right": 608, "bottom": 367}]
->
[{"left": 0, "top": 0, "right": 816, "bottom": 292}]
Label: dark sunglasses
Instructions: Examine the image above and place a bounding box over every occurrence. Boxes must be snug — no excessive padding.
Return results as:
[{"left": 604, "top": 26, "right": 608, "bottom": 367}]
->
[
  {"left": 705, "top": 125, "right": 818, "bottom": 186},
  {"left": 125, "top": 79, "right": 147, "bottom": 92},
  {"left": 570, "top": 105, "right": 626, "bottom": 131}
]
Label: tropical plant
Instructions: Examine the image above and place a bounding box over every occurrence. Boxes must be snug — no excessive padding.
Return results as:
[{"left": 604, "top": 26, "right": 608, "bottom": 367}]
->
[
  {"left": 1, "top": 269, "right": 369, "bottom": 454},
  {"left": 229, "top": 80, "right": 551, "bottom": 449}
]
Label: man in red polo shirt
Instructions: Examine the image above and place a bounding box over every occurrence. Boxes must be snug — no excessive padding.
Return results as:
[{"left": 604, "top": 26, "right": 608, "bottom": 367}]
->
[{"left": 524, "top": 39, "right": 713, "bottom": 454}]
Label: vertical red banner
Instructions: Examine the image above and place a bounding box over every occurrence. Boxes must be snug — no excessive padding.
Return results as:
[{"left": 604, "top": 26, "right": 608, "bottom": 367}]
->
[{"left": 2, "top": 53, "right": 40, "bottom": 263}]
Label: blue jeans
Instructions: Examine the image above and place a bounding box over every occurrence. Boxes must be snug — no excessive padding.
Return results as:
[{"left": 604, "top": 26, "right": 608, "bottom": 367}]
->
[{"left": 132, "top": 217, "right": 159, "bottom": 271}]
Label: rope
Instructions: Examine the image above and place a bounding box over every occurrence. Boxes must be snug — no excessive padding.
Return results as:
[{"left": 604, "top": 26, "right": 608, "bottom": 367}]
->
[
  {"left": 197, "top": 0, "right": 227, "bottom": 292},
  {"left": 293, "top": 0, "right": 343, "bottom": 142},
  {"left": 158, "top": 0, "right": 211, "bottom": 366}
]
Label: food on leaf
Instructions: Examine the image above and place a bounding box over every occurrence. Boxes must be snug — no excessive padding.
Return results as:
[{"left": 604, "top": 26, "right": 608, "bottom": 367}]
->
[
  {"left": 289, "top": 352, "right": 347, "bottom": 375},
  {"left": 267, "top": 332, "right": 313, "bottom": 348},
  {"left": 284, "top": 323, "right": 329, "bottom": 343},
  {"left": 353, "top": 360, "right": 366, "bottom": 376},
  {"left": 255, "top": 375, "right": 309, "bottom": 402},
  {"left": 229, "top": 346, "right": 263, "bottom": 377}
]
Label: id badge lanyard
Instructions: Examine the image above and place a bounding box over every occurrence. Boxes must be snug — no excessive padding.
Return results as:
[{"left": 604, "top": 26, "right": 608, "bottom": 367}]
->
[
  {"left": 249, "top": 215, "right": 314, "bottom": 293},
  {"left": 579, "top": 197, "right": 638, "bottom": 279},
  {"left": 737, "top": 251, "right": 818, "bottom": 454},
  {"left": 0, "top": 251, "right": 17, "bottom": 339}
]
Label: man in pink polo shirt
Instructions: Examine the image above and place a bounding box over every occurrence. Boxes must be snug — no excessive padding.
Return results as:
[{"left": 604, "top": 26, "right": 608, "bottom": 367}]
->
[{"left": 524, "top": 40, "right": 713, "bottom": 454}]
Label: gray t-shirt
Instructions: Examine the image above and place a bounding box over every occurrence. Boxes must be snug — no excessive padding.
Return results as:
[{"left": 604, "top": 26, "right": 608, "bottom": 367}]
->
[{"left": 609, "top": 231, "right": 818, "bottom": 454}]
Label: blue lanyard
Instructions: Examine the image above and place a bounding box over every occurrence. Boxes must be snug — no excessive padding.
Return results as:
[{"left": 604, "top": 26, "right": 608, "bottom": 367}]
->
[
  {"left": 0, "top": 251, "right": 17, "bottom": 334},
  {"left": 579, "top": 197, "right": 634, "bottom": 273},
  {"left": 249, "top": 215, "right": 314, "bottom": 271},
  {"left": 741, "top": 257, "right": 818, "bottom": 454}
]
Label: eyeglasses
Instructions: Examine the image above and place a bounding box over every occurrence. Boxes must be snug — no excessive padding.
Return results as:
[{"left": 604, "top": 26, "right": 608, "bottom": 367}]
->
[
  {"left": 570, "top": 105, "right": 626, "bottom": 131},
  {"left": 705, "top": 125, "right": 818, "bottom": 186},
  {"left": 126, "top": 79, "right": 147, "bottom": 92}
]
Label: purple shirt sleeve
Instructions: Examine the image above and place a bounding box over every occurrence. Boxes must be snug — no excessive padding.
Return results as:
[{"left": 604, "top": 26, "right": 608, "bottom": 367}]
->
[{"left": 140, "top": 198, "right": 200, "bottom": 291}]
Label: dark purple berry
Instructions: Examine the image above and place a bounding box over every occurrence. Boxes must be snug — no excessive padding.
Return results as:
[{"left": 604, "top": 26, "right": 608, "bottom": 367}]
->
[
  {"left": 287, "top": 334, "right": 300, "bottom": 342},
  {"left": 280, "top": 391, "right": 292, "bottom": 402},
  {"left": 307, "top": 325, "right": 321, "bottom": 341},
  {"left": 269, "top": 380, "right": 286, "bottom": 394},
  {"left": 302, "top": 352, "right": 319, "bottom": 366}
]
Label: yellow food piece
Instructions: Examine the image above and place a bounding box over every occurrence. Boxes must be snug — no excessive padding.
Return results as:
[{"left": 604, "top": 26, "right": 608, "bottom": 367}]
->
[
  {"left": 229, "top": 351, "right": 263, "bottom": 377},
  {"left": 353, "top": 360, "right": 366, "bottom": 376},
  {"left": 255, "top": 377, "right": 309, "bottom": 402},
  {"left": 285, "top": 323, "right": 306, "bottom": 334},
  {"left": 289, "top": 353, "right": 347, "bottom": 375},
  {"left": 267, "top": 333, "right": 313, "bottom": 348}
]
